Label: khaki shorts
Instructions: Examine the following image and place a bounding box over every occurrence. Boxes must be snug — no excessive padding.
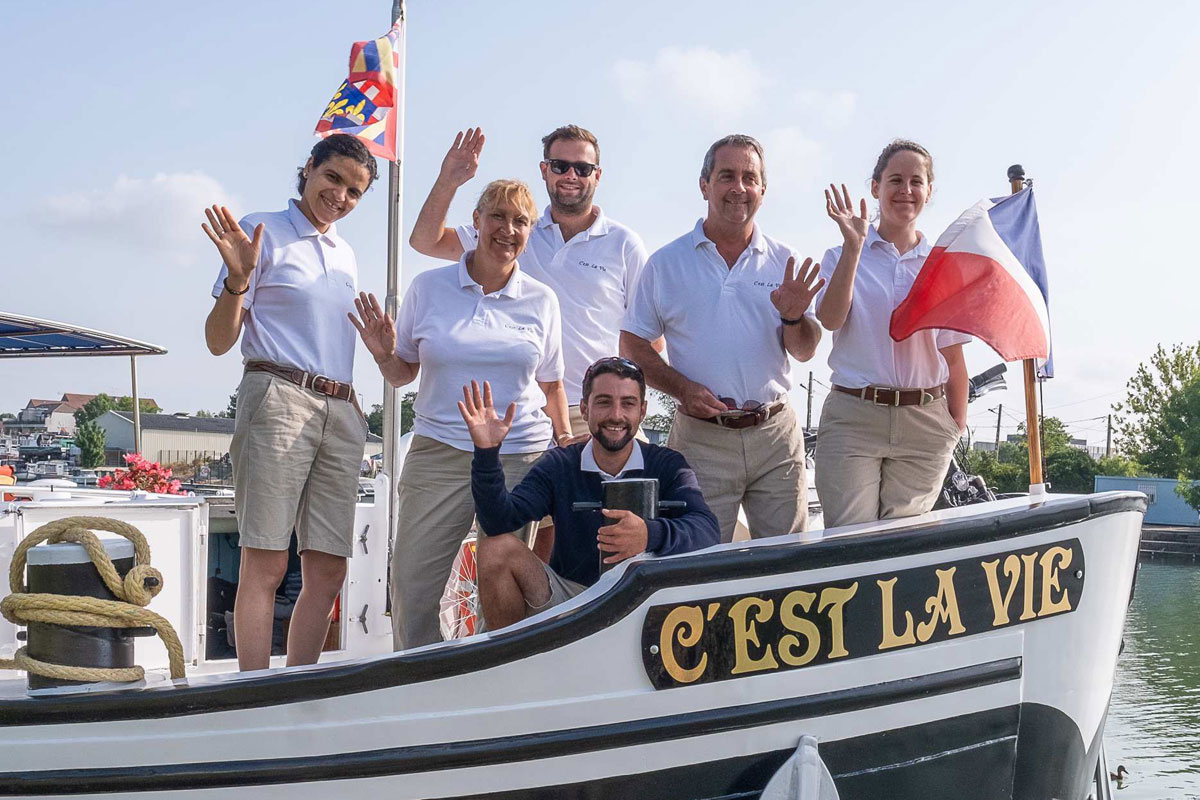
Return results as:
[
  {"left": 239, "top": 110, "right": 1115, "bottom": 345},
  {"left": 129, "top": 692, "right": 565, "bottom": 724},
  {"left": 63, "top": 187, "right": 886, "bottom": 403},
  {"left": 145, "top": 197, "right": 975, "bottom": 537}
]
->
[
  {"left": 475, "top": 562, "right": 588, "bottom": 634},
  {"left": 230, "top": 371, "right": 367, "bottom": 558}
]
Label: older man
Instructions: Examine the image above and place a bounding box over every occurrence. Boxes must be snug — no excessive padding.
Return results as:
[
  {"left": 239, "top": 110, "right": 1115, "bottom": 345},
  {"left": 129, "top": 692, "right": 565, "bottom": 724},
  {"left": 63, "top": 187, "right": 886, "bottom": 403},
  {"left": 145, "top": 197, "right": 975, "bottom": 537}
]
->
[
  {"left": 621, "top": 134, "right": 823, "bottom": 542},
  {"left": 409, "top": 125, "right": 654, "bottom": 438}
]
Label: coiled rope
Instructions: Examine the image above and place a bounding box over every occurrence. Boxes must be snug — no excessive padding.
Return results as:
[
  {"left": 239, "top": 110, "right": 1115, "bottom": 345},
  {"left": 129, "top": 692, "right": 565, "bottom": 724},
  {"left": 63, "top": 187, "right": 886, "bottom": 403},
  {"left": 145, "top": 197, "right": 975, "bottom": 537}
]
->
[{"left": 0, "top": 516, "right": 185, "bottom": 682}]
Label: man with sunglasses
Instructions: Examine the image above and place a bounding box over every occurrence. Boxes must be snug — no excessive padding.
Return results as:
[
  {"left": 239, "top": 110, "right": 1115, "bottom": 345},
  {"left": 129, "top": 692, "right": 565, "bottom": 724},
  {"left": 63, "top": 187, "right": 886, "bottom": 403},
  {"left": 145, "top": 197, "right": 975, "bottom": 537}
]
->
[
  {"left": 409, "top": 125, "right": 657, "bottom": 440},
  {"left": 621, "top": 134, "right": 824, "bottom": 543},
  {"left": 458, "top": 357, "right": 718, "bottom": 631}
]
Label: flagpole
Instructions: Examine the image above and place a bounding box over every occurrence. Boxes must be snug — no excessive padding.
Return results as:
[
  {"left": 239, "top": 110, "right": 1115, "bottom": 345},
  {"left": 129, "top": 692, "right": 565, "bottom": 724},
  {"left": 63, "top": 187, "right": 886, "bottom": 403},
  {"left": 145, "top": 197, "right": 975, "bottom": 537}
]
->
[
  {"left": 382, "top": 0, "right": 407, "bottom": 556},
  {"left": 1009, "top": 164, "right": 1045, "bottom": 494}
]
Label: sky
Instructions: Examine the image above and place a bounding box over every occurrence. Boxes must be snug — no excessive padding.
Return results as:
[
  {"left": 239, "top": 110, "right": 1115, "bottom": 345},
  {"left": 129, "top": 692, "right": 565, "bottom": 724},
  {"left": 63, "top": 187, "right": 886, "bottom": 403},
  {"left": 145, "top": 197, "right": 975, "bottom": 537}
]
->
[{"left": 2, "top": 0, "right": 1197, "bottom": 450}]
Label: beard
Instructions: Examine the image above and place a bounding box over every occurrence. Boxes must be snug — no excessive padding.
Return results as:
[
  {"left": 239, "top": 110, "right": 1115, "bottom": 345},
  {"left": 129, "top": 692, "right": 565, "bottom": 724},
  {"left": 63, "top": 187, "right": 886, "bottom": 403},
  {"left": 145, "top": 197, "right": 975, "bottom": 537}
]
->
[
  {"left": 549, "top": 183, "right": 595, "bottom": 216},
  {"left": 593, "top": 424, "right": 634, "bottom": 452}
]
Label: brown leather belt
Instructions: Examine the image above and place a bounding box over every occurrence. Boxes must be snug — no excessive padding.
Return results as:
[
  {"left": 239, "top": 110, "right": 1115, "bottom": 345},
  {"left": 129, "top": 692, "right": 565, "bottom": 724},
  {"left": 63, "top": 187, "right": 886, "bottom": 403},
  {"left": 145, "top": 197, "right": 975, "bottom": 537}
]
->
[
  {"left": 833, "top": 384, "right": 945, "bottom": 407},
  {"left": 246, "top": 361, "right": 355, "bottom": 403},
  {"left": 698, "top": 401, "right": 787, "bottom": 430}
]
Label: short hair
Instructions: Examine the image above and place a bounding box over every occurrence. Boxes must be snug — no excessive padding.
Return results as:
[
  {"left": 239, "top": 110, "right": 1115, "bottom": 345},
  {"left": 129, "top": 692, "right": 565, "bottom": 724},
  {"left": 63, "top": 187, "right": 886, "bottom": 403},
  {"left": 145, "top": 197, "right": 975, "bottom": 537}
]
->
[
  {"left": 296, "top": 134, "right": 379, "bottom": 194},
  {"left": 475, "top": 179, "right": 538, "bottom": 222},
  {"left": 541, "top": 124, "right": 600, "bottom": 163},
  {"left": 871, "top": 139, "right": 934, "bottom": 184},
  {"left": 700, "top": 134, "right": 766, "bottom": 186},
  {"left": 582, "top": 357, "right": 646, "bottom": 402}
]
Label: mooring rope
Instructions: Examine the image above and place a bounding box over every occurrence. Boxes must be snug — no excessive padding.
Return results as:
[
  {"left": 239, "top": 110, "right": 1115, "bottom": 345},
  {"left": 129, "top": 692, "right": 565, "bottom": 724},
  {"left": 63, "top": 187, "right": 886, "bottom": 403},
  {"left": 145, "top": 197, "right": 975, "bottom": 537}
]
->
[{"left": 0, "top": 516, "right": 185, "bottom": 682}]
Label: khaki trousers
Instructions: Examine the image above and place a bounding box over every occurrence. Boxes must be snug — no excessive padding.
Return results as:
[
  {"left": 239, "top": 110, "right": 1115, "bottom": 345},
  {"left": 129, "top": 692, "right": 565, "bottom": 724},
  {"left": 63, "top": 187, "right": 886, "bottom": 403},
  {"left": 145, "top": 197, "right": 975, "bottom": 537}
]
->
[
  {"left": 668, "top": 404, "right": 807, "bottom": 543},
  {"left": 230, "top": 372, "right": 366, "bottom": 557},
  {"left": 391, "top": 435, "right": 540, "bottom": 649},
  {"left": 814, "top": 390, "right": 961, "bottom": 529}
]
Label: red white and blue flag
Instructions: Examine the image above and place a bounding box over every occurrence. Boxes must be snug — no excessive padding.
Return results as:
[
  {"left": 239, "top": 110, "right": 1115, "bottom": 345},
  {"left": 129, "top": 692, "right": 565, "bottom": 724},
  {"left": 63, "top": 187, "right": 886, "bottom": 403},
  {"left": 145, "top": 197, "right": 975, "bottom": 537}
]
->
[
  {"left": 890, "top": 186, "right": 1052, "bottom": 375},
  {"left": 314, "top": 21, "right": 403, "bottom": 161}
]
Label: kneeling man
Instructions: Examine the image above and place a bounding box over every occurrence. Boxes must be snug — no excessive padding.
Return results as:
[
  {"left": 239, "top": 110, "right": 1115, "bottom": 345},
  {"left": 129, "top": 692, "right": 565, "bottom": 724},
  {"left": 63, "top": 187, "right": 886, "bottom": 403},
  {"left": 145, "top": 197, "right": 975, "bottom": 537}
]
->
[{"left": 459, "top": 357, "right": 720, "bottom": 630}]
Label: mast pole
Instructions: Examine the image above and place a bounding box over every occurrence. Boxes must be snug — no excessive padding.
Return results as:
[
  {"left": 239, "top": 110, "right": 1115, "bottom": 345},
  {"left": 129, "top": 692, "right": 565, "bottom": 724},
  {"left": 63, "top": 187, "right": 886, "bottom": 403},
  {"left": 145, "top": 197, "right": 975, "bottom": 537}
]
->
[
  {"left": 382, "top": 0, "right": 407, "bottom": 549},
  {"left": 1009, "top": 164, "right": 1045, "bottom": 493}
]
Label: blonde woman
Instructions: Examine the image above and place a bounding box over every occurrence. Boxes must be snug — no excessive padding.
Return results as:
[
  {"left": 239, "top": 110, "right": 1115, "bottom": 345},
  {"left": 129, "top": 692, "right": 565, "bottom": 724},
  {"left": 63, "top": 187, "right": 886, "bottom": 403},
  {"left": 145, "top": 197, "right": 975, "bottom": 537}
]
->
[{"left": 352, "top": 179, "right": 571, "bottom": 649}]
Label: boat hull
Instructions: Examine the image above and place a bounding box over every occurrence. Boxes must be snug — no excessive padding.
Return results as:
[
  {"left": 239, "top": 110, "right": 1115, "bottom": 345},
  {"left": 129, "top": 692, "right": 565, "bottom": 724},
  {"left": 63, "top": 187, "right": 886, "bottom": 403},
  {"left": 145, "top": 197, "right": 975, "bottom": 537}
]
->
[{"left": 0, "top": 492, "right": 1144, "bottom": 799}]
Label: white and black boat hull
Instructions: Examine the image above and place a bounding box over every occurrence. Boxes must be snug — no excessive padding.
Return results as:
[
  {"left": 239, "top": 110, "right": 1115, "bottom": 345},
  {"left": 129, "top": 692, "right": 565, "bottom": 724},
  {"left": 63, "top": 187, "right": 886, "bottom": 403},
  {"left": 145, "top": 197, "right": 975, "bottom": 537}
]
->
[{"left": 0, "top": 492, "right": 1144, "bottom": 799}]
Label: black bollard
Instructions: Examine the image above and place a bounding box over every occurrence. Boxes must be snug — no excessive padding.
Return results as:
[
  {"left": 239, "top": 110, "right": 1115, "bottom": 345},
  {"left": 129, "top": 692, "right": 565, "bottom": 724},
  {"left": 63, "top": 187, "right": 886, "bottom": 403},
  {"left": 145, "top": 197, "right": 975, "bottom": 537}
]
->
[{"left": 25, "top": 539, "right": 151, "bottom": 690}]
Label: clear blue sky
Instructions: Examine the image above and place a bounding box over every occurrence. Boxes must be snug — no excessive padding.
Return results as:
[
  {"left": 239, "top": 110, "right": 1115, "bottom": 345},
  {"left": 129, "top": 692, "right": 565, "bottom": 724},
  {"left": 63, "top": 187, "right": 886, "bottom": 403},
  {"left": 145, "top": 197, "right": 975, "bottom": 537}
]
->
[{"left": 2, "top": 0, "right": 1196, "bottom": 448}]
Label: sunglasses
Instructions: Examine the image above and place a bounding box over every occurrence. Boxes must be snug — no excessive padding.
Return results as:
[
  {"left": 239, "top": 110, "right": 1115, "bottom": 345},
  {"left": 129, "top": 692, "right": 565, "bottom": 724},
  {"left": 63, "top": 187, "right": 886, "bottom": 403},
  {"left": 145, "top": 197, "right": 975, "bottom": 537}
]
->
[
  {"left": 583, "top": 356, "right": 643, "bottom": 382},
  {"left": 545, "top": 159, "right": 598, "bottom": 178}
]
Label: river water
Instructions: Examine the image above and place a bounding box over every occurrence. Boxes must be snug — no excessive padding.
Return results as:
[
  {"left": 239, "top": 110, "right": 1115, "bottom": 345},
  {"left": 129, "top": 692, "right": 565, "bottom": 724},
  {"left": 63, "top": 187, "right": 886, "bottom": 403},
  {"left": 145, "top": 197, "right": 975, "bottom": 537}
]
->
[{"left": 1106, "top": 558, "right": 1200, "bottom": 797}]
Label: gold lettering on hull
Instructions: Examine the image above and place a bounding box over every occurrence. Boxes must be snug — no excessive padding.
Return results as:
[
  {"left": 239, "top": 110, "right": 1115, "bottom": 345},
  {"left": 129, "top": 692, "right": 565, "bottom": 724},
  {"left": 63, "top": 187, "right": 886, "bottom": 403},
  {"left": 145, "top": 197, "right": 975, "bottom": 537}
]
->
[{"left": 643, "top": 540, "right": 1083, "bottom": 690}]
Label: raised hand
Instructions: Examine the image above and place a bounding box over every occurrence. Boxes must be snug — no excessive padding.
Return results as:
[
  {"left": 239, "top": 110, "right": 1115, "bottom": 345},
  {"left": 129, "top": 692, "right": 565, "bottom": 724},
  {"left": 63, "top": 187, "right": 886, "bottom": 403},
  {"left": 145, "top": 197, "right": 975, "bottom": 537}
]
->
[
  {"left": 457, "top": 380, "right": 515, "bottom": 450},
  {"left": 770, "top": 256, "right": 826, "bottom": 321},
  {"left": 202, "top": 205, "right": 263, "bottom": 288},
  {"left": 597, "top": 508, "right": 649, "bottom": 564},
  {"left": 825, "top": 183, "right": 868, "bottom": 249},
  {"left": 438, "top": 128, "right": 485, "bottom": 189},
  {"left": 348, "top": 292, "right": 396, "bottom": 363}
]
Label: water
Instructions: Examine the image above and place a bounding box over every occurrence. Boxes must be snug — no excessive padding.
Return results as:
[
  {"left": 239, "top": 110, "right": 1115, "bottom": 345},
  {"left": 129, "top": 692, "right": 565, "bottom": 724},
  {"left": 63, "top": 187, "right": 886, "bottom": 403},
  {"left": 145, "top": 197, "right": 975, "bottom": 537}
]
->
[{"left": 1106, "top": 558, "right": 1200, "bottom": 797}]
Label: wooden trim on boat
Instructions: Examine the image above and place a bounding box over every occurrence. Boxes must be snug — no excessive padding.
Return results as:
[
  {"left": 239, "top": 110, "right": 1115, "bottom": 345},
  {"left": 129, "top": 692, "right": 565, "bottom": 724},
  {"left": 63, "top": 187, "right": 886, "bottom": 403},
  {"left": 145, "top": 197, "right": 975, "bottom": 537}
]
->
[
  {"left": 0, "top": 492, "right": 1142, "bottom": 727},
  {"left": 0, "top": 657, "right": 1021, "bottom": 794}
]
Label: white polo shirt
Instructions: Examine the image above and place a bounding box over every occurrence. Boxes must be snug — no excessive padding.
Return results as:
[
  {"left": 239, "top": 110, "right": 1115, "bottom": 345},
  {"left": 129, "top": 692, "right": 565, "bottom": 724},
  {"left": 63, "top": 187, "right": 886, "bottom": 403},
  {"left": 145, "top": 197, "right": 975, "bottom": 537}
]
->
[
  {"left": 622, "top": 219, "right": 813, "bottom": 405},
  {"left": 580, "top": 439, "right": 645, "bottom": 480},
  {"left": 394, "top": 255, "right": 564, "bottom": 454},
  {"left": 457, "top": 206, "right": 648, "bottom": 404},
  {"left": 815, "top": 226, "right": 972, "bottom": 389},
  {"left": 210, "top": 200, "right": 358, "bottom": 384}
]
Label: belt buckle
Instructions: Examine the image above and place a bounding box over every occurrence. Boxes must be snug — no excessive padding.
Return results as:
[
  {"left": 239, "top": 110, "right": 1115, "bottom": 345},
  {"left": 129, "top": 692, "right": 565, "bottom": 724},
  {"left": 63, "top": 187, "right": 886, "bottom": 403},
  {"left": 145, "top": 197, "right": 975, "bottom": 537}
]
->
[
  {"left": 311, "top": 374, "right": 337, "bottom": 397},
  {"left": 870, "top": 387, "right": 899, "bottom": 407},
  {"left": 920, "top": 391, "right": 935, "bottom": 406}
]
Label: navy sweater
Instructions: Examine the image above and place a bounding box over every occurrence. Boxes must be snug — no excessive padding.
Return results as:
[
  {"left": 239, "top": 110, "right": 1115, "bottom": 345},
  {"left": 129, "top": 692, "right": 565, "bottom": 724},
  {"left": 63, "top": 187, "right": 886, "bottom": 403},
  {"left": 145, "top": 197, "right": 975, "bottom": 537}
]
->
[{"left": 471, "top": 442, "right": 720, "bottom": 587}]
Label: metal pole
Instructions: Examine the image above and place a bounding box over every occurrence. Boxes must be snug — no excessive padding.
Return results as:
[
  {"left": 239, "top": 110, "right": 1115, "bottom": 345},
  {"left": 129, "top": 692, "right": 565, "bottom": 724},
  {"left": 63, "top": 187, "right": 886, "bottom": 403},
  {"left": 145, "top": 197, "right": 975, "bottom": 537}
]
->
[
  {"left": 1009, "top": 165, "right": 1044, "bottom": 490},
  {"left": 381, "top": 0, "right": 407, "bottom": 555},
  {"left": 1106, "top": 414, "right": 1112, "bottom": 457},
  {"left": 806, "top": 371, "right": 813, "bottom": 429},
  {"left": 130, "top": 355, "right": 141, "bottom": 455}
]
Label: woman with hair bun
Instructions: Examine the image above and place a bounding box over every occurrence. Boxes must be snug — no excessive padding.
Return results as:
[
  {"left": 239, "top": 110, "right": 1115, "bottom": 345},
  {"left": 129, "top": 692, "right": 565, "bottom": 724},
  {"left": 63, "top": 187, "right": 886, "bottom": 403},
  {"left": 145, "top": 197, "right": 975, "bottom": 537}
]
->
[
  {"left": 203, "top": 133, "right": 378, "bottom": 671},
  {"left": 352, "top": 178, "right": 571, "bottom": 650},
  {"left": 813, "top": 140, "right": 969, "bottom": 528}
]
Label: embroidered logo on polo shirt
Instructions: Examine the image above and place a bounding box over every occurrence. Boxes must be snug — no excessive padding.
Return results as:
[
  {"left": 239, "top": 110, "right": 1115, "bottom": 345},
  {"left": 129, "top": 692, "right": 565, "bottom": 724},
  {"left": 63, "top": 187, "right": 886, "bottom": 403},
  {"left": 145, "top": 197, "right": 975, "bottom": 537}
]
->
[
  {"left": 503, "top": 322, "right": 532, "bottom": 332},
  {"left": 754, "top": 280, "right": 781, "bottom": 288},
  {"left": 578, "top": 260, "right": 609, "bottom": 273}
]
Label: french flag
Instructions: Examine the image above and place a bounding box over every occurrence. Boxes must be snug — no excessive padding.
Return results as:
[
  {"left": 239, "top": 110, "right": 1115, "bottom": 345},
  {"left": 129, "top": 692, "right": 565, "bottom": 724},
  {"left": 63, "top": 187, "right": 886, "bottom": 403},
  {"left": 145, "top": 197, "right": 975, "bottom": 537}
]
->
[{"left": 890, "top": 186, "right": 1052, "bottom": 372}]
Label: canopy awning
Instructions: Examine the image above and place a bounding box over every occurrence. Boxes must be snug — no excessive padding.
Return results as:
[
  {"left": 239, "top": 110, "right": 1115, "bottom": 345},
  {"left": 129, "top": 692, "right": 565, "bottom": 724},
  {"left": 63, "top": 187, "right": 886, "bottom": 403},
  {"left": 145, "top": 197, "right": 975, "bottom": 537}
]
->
[{"left": 0, "top": 312, "right": 166, "bottom": 359}]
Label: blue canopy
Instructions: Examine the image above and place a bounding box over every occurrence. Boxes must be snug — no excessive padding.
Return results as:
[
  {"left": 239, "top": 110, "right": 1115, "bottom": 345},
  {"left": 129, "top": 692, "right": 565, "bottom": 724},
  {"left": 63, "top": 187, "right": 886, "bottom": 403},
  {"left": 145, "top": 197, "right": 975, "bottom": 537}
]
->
[{"left": 0, "top": 312, "right": 166, "bottom": 359}]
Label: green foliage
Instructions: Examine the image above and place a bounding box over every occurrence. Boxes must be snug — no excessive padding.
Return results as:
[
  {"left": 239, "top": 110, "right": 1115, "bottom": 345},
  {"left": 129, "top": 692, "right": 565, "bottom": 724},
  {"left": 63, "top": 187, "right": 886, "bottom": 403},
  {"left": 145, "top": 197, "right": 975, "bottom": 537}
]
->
[
  {"left": 1045, "top": 447, "right": 1099, "bottom": 494},
  {"left": 195, "top": 409, "right": 214, "bottom": 418},
  {"left": 218, "top": 392, "right": 238, "bottom": 419},
  {"left": 114, "top": 396, "right": 161, "bottom": 414},
  {"left": 1114, "top": 342, "right": 1200, "bottom": 477},
  {"left": 642, "top": 390, "right": 677, "bottom": 436},
  {"left": 1177, "top": 481, "right": 1200, "bottom": 514},
  {"left": 1095, "top": 454, "right": 1140, "bottom": 477},
  {"left": 75, "top": 421, "right": 106, "bottom": 469},
  {"left": 365, "top": 393, "right": 416, "bottom": 437},
  {"left": 0, "top": 412, "right": 15, "bottom": 421},
  {"left": 75, "top": 394, "right": 115, "bottom": 427}
]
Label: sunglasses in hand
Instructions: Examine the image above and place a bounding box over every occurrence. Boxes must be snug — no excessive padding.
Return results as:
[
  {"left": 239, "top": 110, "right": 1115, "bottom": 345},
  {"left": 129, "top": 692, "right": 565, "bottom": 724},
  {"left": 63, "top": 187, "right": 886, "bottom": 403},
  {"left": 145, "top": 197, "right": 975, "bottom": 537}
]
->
[{"left": 545, "top": 159, "right": 598, "bottom": 178}]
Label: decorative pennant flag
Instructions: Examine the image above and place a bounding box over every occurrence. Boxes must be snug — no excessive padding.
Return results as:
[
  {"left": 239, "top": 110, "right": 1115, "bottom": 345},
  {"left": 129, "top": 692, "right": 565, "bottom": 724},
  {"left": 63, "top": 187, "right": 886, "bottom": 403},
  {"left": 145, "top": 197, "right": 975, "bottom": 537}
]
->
[
  {"left": 890, "top": 186, "right": 1052, "bottom": 367},
  {"left": 314, "top": 21, "right": 402, "bottom": 161}
]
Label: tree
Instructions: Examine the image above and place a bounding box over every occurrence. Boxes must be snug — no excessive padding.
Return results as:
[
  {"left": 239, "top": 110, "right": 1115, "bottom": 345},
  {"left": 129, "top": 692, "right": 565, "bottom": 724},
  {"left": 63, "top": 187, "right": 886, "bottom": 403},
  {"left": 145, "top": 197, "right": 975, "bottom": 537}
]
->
[
  {"left": 0, "top": 413, "right": 15, "bottom": 422},
  {"left": 115, "top": 396, "right": 161, "bottom": 414},
  {"left": 1095, "top": 454, "right": 1139, "bottom": 478},
  {"left": 217, "top": 391, "right": 238, "bottom": 419},
  {"left": 365, "top": 393, "right": 416, "bottom": 437},
  {"left": 642, "top": 390, "right": 677, "bottom": 436},
  {"left": 195, "top": 409, "right": 214, "bottom": 418},
  {"left": 76, "top": 420, "right": 106, "bottom": 468},
  {"left": 1045, "top": 447, "right": 1099, "bottom": 494},
  {"left": 75, "top": 394, "right": 115, "bottom": 427},
  {"left": 1114, "top": 342, "right": 1200, "bottom": 476}
]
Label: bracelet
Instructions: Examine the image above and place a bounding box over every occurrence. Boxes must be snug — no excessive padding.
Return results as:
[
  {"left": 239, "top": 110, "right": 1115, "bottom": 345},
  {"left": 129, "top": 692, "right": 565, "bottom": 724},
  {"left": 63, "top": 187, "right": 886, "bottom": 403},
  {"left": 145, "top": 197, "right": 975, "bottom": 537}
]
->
[
  {"left": 223, "top": 277, "right": 249, "bottom": 296},
  {"left": 780, "top": 315, "right": 805, "bottom": 326},
  {"left": 555, "top": 432, "right": 572, "bottom": 445}
]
